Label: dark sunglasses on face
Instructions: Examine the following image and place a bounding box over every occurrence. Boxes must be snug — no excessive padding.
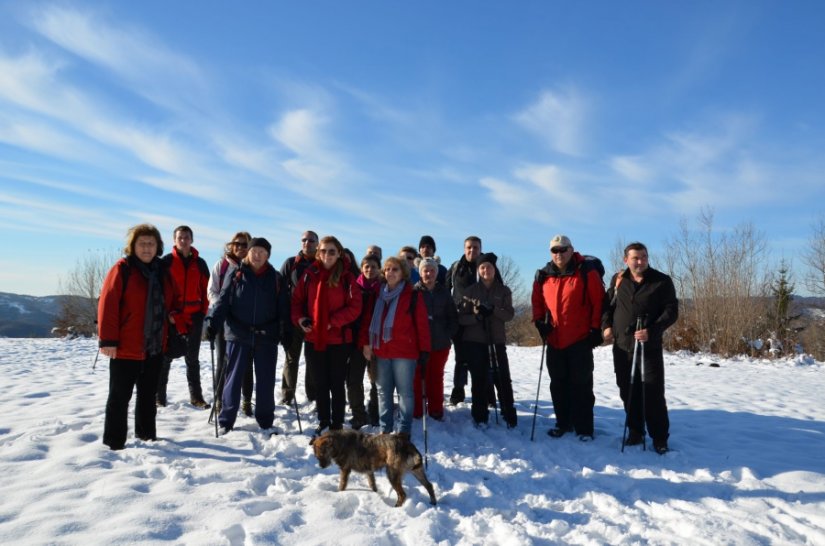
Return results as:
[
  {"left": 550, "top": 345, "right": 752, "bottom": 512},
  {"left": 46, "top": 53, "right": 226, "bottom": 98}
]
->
[
  {"left": 319, "top": 248, "right": 337, "bottom": 255},
  {"left": 301, "top": 238, "right": 317, "bottom": 243},
  {"left": 551, "top": 246, "right": 569, "bottom": 254},
  {"left": 232, "top": 241, "right": 248, "bottom": 248}
]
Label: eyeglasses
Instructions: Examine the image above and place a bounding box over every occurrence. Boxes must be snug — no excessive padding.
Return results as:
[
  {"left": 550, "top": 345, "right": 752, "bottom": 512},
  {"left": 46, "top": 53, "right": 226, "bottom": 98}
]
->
[
  {"left": 231, "top": 241, "right": 248, "bottom": 248},
  {"left": 318, "top": 248, "right": 338, "bottom": 255},
  {"left": 384, "top": 267, "right": 400, "bottom": 273},
  {"left": 301, "top": 238, "right": 317, "bottom": 243},
  {"left": 405, "top": 255, "right": 416, "bottom": 260},
  {"left": 551, "top": 247, "right": 569, "bottom": 254}
]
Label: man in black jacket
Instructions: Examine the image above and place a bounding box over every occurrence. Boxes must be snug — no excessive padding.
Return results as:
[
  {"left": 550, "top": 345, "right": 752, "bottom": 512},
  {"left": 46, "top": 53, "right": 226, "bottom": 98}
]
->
[
  {"left": 445, "top": 236, "right": 482, "bottom": 405},
  {"left": 279, "top": 230, "right": 318, "bottom": 405},
  {"left": 602, "top": 242, "right": 678, "bottom": 454}
]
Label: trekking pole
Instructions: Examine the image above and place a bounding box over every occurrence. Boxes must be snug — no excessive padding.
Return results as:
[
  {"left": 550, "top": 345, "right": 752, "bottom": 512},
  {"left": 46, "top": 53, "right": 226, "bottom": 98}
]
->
[
  {"left": 530, "top": 338, "right": 547, "bottom": 441},
  {"left": 293, "top": 394, "right": 303, "bottom": 434},
  {"left": 640, "top": 333, "right": 647, "bottom": 452},
  {"left": 209, "top": 339, "right": 218, "bottom": 438},
  {"left": 91, "top": 349, "right": 100, "bottom": 371},
  {"left": 621, "top": 317, "right": 643, "bottom": 452},
  {"left": 484, "top": 316, "right": 499, "bottom": 425},
  {"left": 421, "top": 360, "right": 429, "bottom": 469}
]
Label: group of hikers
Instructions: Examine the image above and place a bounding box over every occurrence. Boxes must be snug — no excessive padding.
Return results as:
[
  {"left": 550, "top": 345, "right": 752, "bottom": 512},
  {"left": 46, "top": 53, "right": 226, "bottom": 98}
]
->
[{"left": 98, "top": 224, "right": 678, "bottom": 455}]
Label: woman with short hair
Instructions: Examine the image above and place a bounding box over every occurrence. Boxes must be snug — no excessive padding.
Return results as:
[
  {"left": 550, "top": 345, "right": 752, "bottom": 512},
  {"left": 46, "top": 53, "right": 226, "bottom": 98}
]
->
[{"left": 99, "top": 224, "right": 172, "bottom": 450}]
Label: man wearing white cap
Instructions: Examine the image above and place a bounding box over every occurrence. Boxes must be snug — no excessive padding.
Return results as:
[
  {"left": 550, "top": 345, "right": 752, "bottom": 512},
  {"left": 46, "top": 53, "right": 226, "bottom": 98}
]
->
[{"left": 531, "top": 235, "right": 605, "bottom": 441}]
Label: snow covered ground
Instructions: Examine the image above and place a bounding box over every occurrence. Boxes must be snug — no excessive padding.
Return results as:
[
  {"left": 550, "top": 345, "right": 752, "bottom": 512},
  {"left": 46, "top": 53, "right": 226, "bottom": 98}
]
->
[{"left": 0, "top": 338, "right": 823, "bottom": 545}]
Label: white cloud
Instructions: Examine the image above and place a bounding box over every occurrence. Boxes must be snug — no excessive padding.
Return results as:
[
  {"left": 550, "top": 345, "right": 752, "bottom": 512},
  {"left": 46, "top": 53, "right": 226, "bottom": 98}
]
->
[
  {"left": 514, "top": 87, "right": 589, "bottom": 156},
  {"left": 610, "top": 156, "right": 653, "bottom": 183}
]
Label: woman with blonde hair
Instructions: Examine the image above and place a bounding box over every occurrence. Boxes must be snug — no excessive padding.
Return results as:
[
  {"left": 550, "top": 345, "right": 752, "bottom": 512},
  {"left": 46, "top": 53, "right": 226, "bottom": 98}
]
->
[{"left": 360, "top": 256, "right": 431, "bottom": 438}]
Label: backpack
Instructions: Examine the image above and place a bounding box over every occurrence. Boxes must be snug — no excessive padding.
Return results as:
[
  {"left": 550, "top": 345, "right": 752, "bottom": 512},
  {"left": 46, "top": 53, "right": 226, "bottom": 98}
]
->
[{"left": 534, "top": 255, "right": 605, "bottom": 305}]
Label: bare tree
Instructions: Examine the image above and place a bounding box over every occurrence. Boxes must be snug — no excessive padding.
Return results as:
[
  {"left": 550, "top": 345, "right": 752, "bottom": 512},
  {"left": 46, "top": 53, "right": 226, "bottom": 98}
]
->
[
  {"left": 664, "top": 208, "right": 770, "bottom": 356},
  {"left": 497, "top": 254, "right": 540, "bottom": 346},
  {"left": 608, "top": 236, "right": 627, "bottom": 278},
  {"left": 54, "top": 249, "right": 120, "bottom": 336},
  {"left": 803, "top": 215, "right": 825, "bottom": 296}
]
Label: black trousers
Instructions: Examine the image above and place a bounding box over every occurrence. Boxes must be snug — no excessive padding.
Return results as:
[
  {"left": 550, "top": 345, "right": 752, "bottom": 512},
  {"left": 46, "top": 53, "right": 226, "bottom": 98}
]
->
[
  {"left": 282, "top": 328, "right": 314, "bottom": 401},
  {"left": 466, "top": 342, "right": 515, "bottom": 424},
  {"left": 158, "top": 314, "right": 204, "bottom": 399},
  {"left": 546, "top": 338, "right": 595, "bottom": 436},
  {"left": 346, "top": 345, "right": 369, "bottom": 422},
  {"left": 613, "top": 344, "right": 670, "bottom": 441},
  {"left": 305, "top": 343, "right": 349, "bottom": 427},
  {"left": 103, "top": 354, "right": 162, "bottom": 449}
]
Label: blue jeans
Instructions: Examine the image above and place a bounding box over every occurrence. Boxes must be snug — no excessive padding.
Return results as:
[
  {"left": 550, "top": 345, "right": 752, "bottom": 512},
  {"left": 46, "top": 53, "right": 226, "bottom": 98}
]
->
[{"left": 376, "top": 357, "right": 416, "bottom": 434}]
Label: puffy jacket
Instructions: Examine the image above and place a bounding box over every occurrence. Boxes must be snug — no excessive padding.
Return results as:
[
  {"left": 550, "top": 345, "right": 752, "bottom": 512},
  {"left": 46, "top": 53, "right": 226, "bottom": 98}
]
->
[
  {"left": 360, "top": 282, "right": 432, "bottom": 360},
  {"left": 458, "top": 280, "right": 514, "bottom": 344},
  {"left": 209, "top": 262, "right": 289, "bottom": 346},
  {"left": 446, "top": 256, "right": 478, "bottom": 305},
  {"left": 601, "top": 266, "right": 678, "bottom": 353},
  {"left": 414, "top": 281, "right": 459, "bottom": 351},
  {"left": 291, "top": 261, "right": 362, "bottom": 346},
  {"left": 163, "top": 246, "right": 210, "bottom": 333},
  {"left": 97, "top": 257, "right": 172, "bottom": 361},
  {"left": 531, "top": 253, "right": 605, "bottom": 350}
]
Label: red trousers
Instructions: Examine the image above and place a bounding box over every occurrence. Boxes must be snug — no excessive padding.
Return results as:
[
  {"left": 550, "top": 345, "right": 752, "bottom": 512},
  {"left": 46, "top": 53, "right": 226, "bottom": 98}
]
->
[{"left": 413, "top": 348, "right": 450, "bottom": 418}]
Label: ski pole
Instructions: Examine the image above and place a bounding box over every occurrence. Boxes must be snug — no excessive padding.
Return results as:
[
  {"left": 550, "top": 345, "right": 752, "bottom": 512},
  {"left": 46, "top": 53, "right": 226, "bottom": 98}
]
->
[
  {"left": 293, "top": 392, "right": 303, "bottom": 434},
  {"left": 483, "top": 316, "right": 499, "bottom": 425},
  {"left": 421, "top": 360, "right": 428, "bottom": 469},
  {"left": 91, "top": 349, "right": 100, "bottom": 371},
  {"left": 530, "top": 339, "right": 547, "bottom": 441},
  {"left": 640, "top": 335, "right": 647, "bottom": 452},
  {"left": 209, "top": 339, "right": 218, "bottom": 438},
  {"left": 621, "top": 317, "right": 643, "bottom": 452}
]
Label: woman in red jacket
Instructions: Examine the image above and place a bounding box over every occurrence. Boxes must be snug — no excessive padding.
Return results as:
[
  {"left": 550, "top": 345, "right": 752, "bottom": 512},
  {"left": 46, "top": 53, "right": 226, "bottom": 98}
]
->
[
  {"left": 361, "top": 256, "right": 431, "bottom": 437},
  {"left": 292, "top": 236, "right": 362, "bottom": 436},
  {"left": 98, "top": 224, "right": 170, "bottom": 451}
]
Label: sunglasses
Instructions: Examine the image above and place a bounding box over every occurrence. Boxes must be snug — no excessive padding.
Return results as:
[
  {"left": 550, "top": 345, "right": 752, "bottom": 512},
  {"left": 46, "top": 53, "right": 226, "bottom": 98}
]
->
[
  {"left": 231, "top": 241, "right": 248, "bottom": 248},
  {"left": 301, "top": 238, "right": 317, "bottom": 243},
  {"left": 551, "top": 246, "right": 569, "bottom": 254},
  {"left": 318, "top": 248, "right": 338, "bottom": 255}
]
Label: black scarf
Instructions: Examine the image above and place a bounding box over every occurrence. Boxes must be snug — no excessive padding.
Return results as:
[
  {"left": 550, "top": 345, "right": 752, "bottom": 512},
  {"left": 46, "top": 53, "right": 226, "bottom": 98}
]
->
[{"left": 129, "top": 255, "right": 165, "bottom": 357}]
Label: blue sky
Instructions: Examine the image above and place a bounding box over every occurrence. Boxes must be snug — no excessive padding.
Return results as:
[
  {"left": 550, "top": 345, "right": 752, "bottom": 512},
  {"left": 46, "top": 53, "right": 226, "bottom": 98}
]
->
[{"left": 1, "top": 1, "right": 824, "bottom": 297}]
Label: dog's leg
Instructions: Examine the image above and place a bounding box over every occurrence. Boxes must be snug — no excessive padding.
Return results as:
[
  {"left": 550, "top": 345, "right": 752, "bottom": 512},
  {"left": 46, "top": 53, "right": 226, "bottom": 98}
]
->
[
  {"left": 339, "top": 468, "right": 351, "bottom": 491},
  {"left": 411, "top": 464, "right": 437, "bottom": 506},
  {"left": 386, "top": 467, "right": 407, "bottom": 507},
  {"left": 367, "top": 472, "right": 377, "bottom": 492}
]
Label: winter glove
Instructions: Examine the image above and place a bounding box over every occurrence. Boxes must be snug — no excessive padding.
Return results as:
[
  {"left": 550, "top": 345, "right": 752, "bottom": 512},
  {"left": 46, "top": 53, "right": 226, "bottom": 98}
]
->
[
  {"left": 204, "top": 319, "right": 217, "bottom": 342},
  {"left": 534, "top": 320, "right": 553, "bottom": 339},
  {"left": 587, "top": 328, "right": 603, "bottom": 349},
  {"left": 475, "top": 303, "right": 494, "bottom": 317},
  {"left": 417, "top": 351, "right": 430, "bottom": 370}
]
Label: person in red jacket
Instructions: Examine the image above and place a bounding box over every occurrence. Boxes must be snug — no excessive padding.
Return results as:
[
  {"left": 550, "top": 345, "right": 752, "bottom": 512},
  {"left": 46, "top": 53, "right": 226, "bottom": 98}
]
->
[
  {"left": 361, "top": 256, "right": 431, "bottom": 438},
  {"left": 156, "top": 225, "right": 211, "bottom": 409},
  {"left": 98, "top": 224, "right": 171, "bottom": 450},
  {"left": 292, "top": 236, "right": 362, "bottom": 436},
  {"left": 531, "top": 235, "right": 605, "bottom": 441}
]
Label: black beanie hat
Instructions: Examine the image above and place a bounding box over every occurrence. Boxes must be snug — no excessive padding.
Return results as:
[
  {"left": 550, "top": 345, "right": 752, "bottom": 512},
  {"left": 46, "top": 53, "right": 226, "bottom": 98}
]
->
[
  {"left": 478, "top": 252, "right": 498, "bottom": 267},
  {"left": 249, "top": 237, "right": 272, "bottom": 255},
  {"left": 419, "top": 235, "right": 436, "bottom": 253}
]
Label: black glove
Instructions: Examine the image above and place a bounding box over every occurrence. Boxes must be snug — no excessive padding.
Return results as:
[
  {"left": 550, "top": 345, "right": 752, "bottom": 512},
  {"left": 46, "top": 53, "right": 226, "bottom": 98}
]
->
[
  {"left": 534, "top": 320, "right": 552, "bottom": 339},
  {"left": 475, "top": 303, "right": 494, "bottom": 317},
  {"left": 587, "top": 328, "right": 603, "bottom": 349},
  {"left": 417, "top": 351, "right": 430, "bottom": 370},
  {"left": 204, "top": 318, "right": 217, "bottom": 342}
]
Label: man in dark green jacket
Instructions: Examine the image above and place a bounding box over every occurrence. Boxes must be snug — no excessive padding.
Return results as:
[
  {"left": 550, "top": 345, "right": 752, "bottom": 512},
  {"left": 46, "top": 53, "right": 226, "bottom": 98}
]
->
[{"left": 602, "top": 242, "right": 678, "bottom": 454}]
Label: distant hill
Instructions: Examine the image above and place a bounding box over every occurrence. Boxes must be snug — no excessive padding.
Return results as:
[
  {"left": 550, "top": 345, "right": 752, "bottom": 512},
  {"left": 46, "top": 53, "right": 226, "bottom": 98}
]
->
[{"left": 0, "top": 292, "right": 87, "bottom": 338}]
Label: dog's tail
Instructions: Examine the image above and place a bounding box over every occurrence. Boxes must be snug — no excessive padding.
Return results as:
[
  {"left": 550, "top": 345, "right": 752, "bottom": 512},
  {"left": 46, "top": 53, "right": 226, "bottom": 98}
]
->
[{"left": 403, "top": 443, "right": 424, "bottom": 469}]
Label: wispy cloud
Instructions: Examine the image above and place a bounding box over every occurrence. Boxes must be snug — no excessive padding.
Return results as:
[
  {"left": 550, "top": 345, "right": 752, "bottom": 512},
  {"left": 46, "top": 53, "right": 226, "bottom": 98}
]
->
[{"left": 513, "top": 87, "right": 589, "bottom": 156}]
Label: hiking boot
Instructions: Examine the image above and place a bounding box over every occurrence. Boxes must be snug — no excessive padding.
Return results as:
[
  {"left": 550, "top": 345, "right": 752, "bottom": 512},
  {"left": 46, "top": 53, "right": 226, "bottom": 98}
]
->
[
  {"left": 653, "top": 439, "right": 669, "bottom": 455},
  {"left": 280, "top": 392, "right": 294, "bottom": 405},
  {"left": 578, "top": 434, "right": 594, "bottom": 442},
  {"left": 449, "top": 387, "right": 465, "bottom": 405},
  {"left": 625, "top": 429, "right": 644, "bottom": 446},
  {"left": 241, "top": 399, "right": 252, "bottom": 417},
  {"left": 547, "top": 426, "right": 573, "bottom": 438},
  {"left": 218, "top": 426, "right": 231, "bottom": 436},
  {"left": 349, "top": 416, "right": 367, "bottom": 431},
  {"left": 474, "top": 420, "right": 489, "bottom": 430},
  {"left": 156, "top": 397, "right": 167, "bottom": 408},
  {"left": 190, "top": 396, "right": 211, "bottom": 409},
  {"left": 313, "top": 423, "right": 330, "bottom": 438}
]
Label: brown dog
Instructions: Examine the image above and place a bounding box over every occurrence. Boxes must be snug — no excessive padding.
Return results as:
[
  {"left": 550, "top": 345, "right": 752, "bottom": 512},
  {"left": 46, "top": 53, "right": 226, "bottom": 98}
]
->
[{"left": 310, "top": 429, "right": 437, "bottom": 507}]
